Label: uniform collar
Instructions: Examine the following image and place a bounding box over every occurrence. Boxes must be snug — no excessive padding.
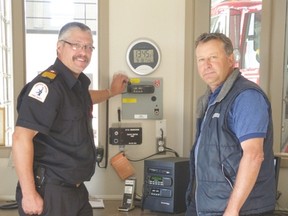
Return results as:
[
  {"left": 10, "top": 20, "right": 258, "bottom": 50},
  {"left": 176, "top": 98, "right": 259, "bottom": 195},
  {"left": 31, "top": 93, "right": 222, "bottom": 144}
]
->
[{"left": 53, "top": 58, "right": 91, "bottom": 89}]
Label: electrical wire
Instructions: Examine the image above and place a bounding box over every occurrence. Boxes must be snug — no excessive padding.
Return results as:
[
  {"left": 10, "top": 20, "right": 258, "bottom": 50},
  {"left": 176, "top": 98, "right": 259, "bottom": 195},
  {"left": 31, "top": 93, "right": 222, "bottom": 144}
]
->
[
  {"left": 273, "top": 210, "right": 288, "bottom": 215},
  {"left": 126, "top": 147, "right": 179, "bottom": 162},
  {"left": 0, "top": 201, "right": 18, "bottom": 210},
  {"left": 103, "top": 100, "right": 109, "bottom": 168},
  {"left": 164, "top": 146, "right": 179, "bottom": 157},
  {"left": 97, "top": 100, "right": 109, "bottom": 168}
]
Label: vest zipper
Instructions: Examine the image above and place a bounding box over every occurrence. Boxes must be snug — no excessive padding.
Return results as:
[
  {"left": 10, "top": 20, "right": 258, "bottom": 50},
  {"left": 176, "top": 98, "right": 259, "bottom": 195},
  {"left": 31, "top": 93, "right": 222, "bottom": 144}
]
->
[{"left": 221, "top": 164, "right": 234, "bottom": 189}]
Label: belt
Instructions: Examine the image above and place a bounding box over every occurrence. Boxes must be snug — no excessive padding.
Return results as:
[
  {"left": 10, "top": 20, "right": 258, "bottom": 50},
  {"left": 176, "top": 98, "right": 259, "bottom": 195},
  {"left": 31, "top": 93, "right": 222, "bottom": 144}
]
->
[{"left": 46, "top": 179, "right": 82, "bottom": 188}]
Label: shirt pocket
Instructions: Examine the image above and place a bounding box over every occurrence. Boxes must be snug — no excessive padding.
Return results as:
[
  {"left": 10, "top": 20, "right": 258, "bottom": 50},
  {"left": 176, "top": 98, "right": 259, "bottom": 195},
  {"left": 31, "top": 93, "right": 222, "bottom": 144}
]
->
[{"left": 58, "top": 106, "right": 85, "bottom": 145}]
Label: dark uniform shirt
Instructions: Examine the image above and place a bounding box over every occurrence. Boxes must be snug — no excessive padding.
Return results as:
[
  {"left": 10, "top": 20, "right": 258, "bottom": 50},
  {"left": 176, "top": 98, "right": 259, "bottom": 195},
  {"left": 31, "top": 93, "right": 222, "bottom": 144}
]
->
[{"left": 16, "top": 58, "right": 96, "bottom": 184}]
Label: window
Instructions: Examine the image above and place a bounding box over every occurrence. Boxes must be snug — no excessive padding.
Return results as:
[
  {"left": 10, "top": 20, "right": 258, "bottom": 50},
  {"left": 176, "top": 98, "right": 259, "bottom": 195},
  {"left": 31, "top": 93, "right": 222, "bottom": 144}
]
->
[
  {"left": 281, "top": 3, "right": 288, "bottom": 153},
  {"left": 25, "top": 0, "right": 99, "bottom": 145},
  {"left": 0, "top": 0, "right": 13, "bottom": 146},
  {"left": 210, "top": 0, "right": 262, "bottom": 84}
]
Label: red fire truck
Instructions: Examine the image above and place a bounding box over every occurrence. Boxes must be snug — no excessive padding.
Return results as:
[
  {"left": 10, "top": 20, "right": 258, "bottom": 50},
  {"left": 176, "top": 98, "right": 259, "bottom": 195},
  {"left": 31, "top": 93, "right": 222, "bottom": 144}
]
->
[{"left": 211, "top": 0, "right": 262, "bottom": 84}]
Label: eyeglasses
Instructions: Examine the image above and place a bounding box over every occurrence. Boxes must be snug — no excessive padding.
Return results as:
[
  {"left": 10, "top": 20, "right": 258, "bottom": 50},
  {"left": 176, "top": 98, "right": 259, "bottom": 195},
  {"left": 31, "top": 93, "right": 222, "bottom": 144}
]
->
[{"left": 61, "top": 40, "right": 95, "bottom": 52}]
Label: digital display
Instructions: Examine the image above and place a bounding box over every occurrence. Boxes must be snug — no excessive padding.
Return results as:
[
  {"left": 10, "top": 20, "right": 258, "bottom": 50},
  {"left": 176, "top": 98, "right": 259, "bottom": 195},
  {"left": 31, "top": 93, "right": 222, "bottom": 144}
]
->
[
  {"left": 133, "top": 49, "right": 154, "bottom": 63},
  {"left": 127, "top": 39, "right": 161, "bottom": 75},
  {"left": 124, "top": 185, "right": 133, "bottom": 194},
  {"left": 150, "top": 176, "right": 162, "bottom": 182}
]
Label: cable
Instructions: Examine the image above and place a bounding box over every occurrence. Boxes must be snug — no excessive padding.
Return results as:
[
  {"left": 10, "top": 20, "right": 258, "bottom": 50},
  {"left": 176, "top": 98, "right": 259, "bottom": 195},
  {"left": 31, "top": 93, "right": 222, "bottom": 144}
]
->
[
  {"left": 276, "top": 190, "right": 281, "bottom": 200},
  {"left": 273, "top": 210, "right": 288, "bottom": 215},
  {"left": 117, "top": 107, "right": 121, "bottom": 123},
  {"left": 97, "top": 100, "right": 109, "bottom": 168},
  {"left": 0, "top": 201, "right": 18, "bottom": 210},
  {"left": 103, "top": 100, "right": 109, "bottom": 168},
  {"left": 164, "top": 146, "right": 179, "bottom": 157},
  {"left": 126, "top": 147, "right": 179, "bottom": 162}
]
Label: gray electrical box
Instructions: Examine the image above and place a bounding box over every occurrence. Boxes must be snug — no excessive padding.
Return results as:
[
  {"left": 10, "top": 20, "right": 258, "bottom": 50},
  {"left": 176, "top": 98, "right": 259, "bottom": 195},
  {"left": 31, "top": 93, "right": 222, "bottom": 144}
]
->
[{"left": 122, "top": 77, "right": 163, "bottom": 120}]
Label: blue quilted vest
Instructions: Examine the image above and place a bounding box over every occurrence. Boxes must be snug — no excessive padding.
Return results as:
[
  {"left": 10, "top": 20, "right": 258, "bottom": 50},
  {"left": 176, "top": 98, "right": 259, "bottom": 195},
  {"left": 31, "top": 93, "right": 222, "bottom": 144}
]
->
[{"left": 185, "top": 69, "right": 275, "bottom": 216}]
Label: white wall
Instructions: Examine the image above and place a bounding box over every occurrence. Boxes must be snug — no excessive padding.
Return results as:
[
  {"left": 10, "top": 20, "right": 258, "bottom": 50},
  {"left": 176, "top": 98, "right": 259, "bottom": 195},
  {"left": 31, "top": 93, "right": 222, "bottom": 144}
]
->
[{"left": 86, "top": 0, "right": 186, "bottom": 198}]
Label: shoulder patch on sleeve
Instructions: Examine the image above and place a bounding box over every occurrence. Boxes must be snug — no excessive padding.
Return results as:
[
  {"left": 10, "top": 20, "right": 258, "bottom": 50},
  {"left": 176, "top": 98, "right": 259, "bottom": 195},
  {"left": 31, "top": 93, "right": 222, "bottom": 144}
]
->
[
  {"left": 28, "top": 82, "right": 49, "bottom": 103},
  {"left": 41, "top": 70, "right": 57, "bottom": 80}
]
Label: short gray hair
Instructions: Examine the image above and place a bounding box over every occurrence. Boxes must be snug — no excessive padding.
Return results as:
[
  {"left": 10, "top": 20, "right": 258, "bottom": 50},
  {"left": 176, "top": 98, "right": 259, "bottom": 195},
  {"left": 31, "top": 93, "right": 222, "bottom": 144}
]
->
[
  {"left": 58, "top": 22, "right": 92, "bottom": 41},
  {"left": 195, "top": 32, "right": 234, "bottom": 56}
]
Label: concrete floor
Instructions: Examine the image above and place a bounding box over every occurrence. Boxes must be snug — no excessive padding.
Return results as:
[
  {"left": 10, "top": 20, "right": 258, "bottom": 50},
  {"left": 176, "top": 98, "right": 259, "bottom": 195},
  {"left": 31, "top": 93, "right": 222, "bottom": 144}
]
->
[
  {"left": 3, "top": 200, "right": 288, "bottom": 216},
  {"left": 0, "top": 200, "right": 186, "bottom": 216}
]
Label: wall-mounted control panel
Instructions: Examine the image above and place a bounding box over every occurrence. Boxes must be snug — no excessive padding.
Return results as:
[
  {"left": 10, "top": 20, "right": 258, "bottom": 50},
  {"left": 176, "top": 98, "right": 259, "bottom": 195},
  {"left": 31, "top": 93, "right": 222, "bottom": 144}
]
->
[
  {"left": 122, "top": 78, "right": 163, "bottom": 120},
  {"left": 109, "top": 127, "right": 142, "bottom": 145},
  {"left": 109, "top": 123, "right": 142, "bottom": 145}
]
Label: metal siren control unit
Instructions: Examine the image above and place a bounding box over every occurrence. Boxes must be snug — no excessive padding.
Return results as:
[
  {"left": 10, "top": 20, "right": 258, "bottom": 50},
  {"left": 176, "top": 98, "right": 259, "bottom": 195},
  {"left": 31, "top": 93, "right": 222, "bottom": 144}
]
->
[
  {"left": 126, "top": 39, "right": 161, "bottom": 75},
  {"left": 121, "top": 78, "right": 163, "bottom": 120},
  {"left": 142, "top": 157, "right": 190, "bottom": 214}
]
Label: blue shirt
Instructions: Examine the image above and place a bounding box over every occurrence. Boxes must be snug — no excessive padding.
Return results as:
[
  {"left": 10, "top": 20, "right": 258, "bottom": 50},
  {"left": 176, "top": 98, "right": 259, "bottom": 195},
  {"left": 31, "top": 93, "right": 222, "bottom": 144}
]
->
[
  {"left": 228, "top": 89, "right": 269, "bottom": 142},
  {"left": 209, "top": 86, "right": 269, "bottom": 142}
]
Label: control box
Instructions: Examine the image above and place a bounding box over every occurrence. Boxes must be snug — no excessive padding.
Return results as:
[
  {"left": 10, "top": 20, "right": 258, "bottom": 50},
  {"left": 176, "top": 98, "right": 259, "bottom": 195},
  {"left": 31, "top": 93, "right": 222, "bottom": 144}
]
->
[
  {"left": 109, "top": 127, "right": 142, "bottom": 145},
  {"left": 109, "top": 123, "right": 142, "bottom": 145},
  {"left": 142, "top": 157, "right": 190, "bottom": 213},
  {"left": 121, "top": 77, "right": 163, "bottom": 120}
]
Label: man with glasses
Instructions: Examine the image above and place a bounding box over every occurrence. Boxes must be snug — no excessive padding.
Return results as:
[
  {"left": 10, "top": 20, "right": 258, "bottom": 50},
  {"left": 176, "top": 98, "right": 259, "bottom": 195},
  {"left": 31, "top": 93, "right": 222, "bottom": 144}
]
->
[{"left": 12, "top": 22, "right": 128, "bottom": 216}]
